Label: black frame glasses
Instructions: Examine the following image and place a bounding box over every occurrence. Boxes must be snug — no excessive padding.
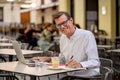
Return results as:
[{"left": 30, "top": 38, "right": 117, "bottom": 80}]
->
[{"left": 56, "top": 18, "right": 70, "bottom": 28}]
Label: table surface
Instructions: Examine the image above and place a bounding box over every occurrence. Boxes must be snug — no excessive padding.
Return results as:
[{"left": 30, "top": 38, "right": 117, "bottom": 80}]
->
[
  {"left": 0, "top": 61, "right": 86, "bottom": 77},
  {"left": 0, "top": 43, "right": 13, "bottom": 46},
  {"left": 97, "top": 45, "right": 113, "bottom": 48},
  {"left": 107, "top": 49, "right": 120, "bottom": 53},
  {"left": 98, "top": 35, "right": 111, "bottom": 39},
  {"left": 0, "top": 38, "right": 9, "bottom": 41},
  {"left": 0, "top": 49, "right": 43, "bottom": 55}
]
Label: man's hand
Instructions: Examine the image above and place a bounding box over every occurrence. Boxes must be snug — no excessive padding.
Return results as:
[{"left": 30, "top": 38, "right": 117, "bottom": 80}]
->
[
  {"left": 31, "top": 57, "right": 51, "bottom": 62},
  {"left": 66, "top": 59, "right": 83, "bottom": 68}
]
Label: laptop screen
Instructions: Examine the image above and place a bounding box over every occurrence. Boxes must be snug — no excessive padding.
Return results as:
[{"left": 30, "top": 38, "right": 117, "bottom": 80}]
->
[{"left": 12, "top": 41, "right": 26, "bottom": 64}]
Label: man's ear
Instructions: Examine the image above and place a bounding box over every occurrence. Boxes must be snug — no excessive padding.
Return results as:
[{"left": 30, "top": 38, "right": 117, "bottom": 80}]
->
[{"left": 70, "top": 18, "right": 73, "bottom": 23}]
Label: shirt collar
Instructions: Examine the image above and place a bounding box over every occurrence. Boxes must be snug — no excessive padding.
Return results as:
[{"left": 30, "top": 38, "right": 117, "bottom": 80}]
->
[{"left": 70, "top": 28, "right": 79, "bottom": 40}]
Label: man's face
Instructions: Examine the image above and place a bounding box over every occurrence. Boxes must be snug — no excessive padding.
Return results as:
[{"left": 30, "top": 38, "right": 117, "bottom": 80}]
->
[{"left": 55, "top": 14, "right": 74, "bottom": 37}]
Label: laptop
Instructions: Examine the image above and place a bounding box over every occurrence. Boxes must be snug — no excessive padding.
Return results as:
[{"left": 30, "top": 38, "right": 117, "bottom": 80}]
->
[{"left": 12, "top": 40, "right": 35, "bottom": 66}]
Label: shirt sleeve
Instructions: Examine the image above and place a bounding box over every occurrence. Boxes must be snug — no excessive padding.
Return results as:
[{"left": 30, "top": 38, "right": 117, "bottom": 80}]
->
[{"left": 80, "top": 31, "right": 100, "bottom": 68}]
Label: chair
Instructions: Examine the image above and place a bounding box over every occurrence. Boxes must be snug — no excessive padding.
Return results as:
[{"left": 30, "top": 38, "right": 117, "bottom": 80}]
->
[
  {"left": 115, "top": 38, "right": 120, "bottom": 49},
  {"left": 0, "top": 56, "right": 6, "bottom": 62},
  {"left": 98, "top": 48, "right": 109, "bottom": 58},
  {"left": 20, "top": 42, "right": 29, "bottom": 50},
  {"left": 59, "top": 58, "right": 113, "bottom": 80},
  {"left": 0, "top": 57, "right": 19, "bottom": 80},
  {"left": 109, "top": 51, "right": 120, "bottom": 80},
  {"left": 0, "top": 74, "right": 19, "bottom": 80}
]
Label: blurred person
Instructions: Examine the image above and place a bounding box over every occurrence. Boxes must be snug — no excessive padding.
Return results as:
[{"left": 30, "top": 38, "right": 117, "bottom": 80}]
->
[
  {"left": 47, "top": 23, "right": 59, "bottom": 42},
  {"left": 37, "top": 23, "right": 59, "bottom": 51},
  {"left": 41, "top": 23, "right": 53, "bottom": 43},
  {"left": 31, "top": 11, "right": 100, "bottom": 79},
  {"left": 41, "top": 23, "right": 59, "bottom": 43},
  {"left": 16, "top": 28, "right": 25, "bottom": 42},
  {"left": 24, "top": 24, "right": 41, "bottom": 50}
]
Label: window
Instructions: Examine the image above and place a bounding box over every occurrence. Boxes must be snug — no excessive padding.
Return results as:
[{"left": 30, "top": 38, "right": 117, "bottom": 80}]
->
[
  {"left": 42, "top": 16, "right": 44, "bottom": 23},
  {"left": 41, "top": 0, "right": 44, "bottom": 5},
  {"left": 0, "top": 7, "right": 3, "bottom": 21},
  {"left": 86, "top": 0, "right": 98, "bottom": 30},
  {"left": 52, "top": 0, "right": 58, "bottom": 2}
]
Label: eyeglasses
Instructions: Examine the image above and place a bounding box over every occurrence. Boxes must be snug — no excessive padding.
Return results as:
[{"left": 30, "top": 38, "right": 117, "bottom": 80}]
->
[{"left": 56, "top": 18, "right": 70, "bottom": 28}]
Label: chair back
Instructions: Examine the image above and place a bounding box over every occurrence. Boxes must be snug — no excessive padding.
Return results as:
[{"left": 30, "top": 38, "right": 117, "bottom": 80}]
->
[
  {"left": 0, "top": 56, "right": 6, "bottom": 62},
  {"left": 109, "top": 52, "right": 120, "bottom": 79},
  {"left": 100, "top": 58, "right": 113, "bottom": 69},
  {"left": 99, "top": 58, "right": 113, "bottom": 80},
  {"left": 98, "top": 48, "right": 107, "bottom": 58}
]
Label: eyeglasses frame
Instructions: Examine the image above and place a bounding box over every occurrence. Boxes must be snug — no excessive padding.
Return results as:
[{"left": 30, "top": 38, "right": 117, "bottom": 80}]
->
[{"left": 56, "top": 18, "right": 70, "bottom": 28}]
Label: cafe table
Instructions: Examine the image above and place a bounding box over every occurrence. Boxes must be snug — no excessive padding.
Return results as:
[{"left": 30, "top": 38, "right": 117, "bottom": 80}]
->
[
  {"left": 0, "top": 61, "right": 86, "bottom": 80},
  {"left": 107, "top": 49, "right": 120, "bottom": 53},
  {"left": 0, "top": 49, "right": 43, "bottom": 61},
  {"left": 97, "top": 45, "right": 113, "bottom": 49},
  {"left": 0, "top": 43, "right": 13, "bottom": 48},
  {"left": 106, "top": 49, "right": 120, "bottom": 71},
  {"left": 0, "top": 38, "right": 9, "bottom": 42}
]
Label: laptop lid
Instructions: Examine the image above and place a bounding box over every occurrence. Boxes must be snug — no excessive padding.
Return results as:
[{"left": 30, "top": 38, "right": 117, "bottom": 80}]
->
[{"left": 12, "top": 41, "right": 27, "bottom": 64}]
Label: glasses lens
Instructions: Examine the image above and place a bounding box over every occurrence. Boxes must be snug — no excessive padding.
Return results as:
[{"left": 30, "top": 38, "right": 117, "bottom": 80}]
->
[{"left": 57, "top": 18, "right": 69, "bottom": 28}]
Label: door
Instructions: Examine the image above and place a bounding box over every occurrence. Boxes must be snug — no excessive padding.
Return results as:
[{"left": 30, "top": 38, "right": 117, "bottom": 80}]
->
[{"left": 21, "top": 11, "right": 30, "bottom": 24}]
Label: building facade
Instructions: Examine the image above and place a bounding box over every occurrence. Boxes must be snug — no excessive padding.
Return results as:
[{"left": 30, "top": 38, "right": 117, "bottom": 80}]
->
[{"left": 0, "top": 0, "right": 119, "bottom": 38}]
